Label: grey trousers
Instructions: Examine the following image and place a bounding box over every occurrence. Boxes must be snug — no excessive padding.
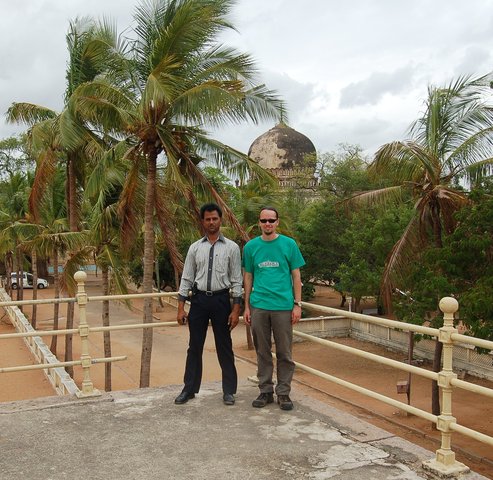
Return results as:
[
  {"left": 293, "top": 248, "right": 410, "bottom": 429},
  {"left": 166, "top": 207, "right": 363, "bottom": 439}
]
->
[{"left": 250, "top": 307, "right": 295, "bottom": 396}]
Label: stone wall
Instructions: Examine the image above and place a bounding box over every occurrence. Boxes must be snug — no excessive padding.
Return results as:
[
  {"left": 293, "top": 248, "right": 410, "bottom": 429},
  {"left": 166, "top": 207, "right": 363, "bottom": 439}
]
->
[{"left": 295, "top": 315, "right": 493, "bottom": 381}]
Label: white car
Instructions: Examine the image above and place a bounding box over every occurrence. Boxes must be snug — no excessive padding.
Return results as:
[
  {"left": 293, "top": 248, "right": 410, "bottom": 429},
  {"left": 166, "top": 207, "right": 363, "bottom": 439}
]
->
[{"left": 11, "top": 272, "right": 49, "bottom": 290}]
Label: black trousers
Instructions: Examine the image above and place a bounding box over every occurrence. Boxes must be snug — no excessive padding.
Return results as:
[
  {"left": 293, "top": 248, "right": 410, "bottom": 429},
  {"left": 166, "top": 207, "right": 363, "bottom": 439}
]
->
[{"left": 183, "top": 292, "right": 237, "bottom": 395}]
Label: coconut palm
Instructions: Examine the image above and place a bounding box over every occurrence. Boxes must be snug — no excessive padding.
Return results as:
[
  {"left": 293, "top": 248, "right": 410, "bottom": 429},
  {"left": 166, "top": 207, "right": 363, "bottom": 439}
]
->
[
  {"left": 0, "top": 170, "right": 33, "bottom": 305},
  {"left": 85, "top": 143, "right": 130, "bottom": 391},
  {"left": 72, "top": 0, "right": 284, "bottom": 387},
  {"left": 7, "top": 18, "right": 124, "bottom": 369},
  {"left": 345, "top": 74, "right": 493, "bottom": 415},
  {"left": 346, "top": 74, "right": 493, "bottom": 306}
]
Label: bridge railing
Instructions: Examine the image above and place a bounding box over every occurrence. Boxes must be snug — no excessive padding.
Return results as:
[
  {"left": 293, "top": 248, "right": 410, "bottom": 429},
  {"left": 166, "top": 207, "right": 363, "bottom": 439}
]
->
[
  {"left": 1, "top": 272, "right": 492, "bottom": 477},
  {"left": 294, "top": 297, "right": 493, "bottom": 477}
]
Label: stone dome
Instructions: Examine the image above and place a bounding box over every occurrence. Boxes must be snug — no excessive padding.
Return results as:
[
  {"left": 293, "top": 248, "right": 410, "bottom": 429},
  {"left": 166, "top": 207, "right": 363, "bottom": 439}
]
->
[{"left": 248, "top": 122, "right": 316, "bottom": 170}]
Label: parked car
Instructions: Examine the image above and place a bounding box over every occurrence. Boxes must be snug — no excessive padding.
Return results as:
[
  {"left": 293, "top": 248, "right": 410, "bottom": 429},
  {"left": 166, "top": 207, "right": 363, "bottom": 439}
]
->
[{"left": 11, "top": 272, "right": 49, "bottom": 289}]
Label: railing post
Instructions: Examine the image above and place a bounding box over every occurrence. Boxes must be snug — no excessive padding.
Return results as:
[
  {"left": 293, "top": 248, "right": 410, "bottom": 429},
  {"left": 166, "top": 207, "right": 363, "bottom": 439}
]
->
[
  {"left": 74, "top": 271, "right": 101, "bottom": 398},
  {"left": 423, "top": 296, "right": 468, "bottom": 476}
]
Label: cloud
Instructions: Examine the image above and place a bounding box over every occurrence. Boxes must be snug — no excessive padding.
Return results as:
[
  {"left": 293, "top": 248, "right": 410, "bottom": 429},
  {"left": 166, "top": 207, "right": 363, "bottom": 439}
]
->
[
  {"left": 454, "top": 46, "right": 492, "bottom": 77},
  {"left": 211, "top": 71, "right": 320, "bottom": 154},
  {"left": 259, "top": 70, "right": 321, "bottom": 122},
  {"left": 339, "top": 66, "right": 416, "bottom": 108}
]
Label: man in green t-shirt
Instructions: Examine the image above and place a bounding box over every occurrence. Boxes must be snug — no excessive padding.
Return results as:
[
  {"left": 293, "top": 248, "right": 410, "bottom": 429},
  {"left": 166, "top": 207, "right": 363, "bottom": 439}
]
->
[{"left": 242, "top": 207, "right": 305, "bottom": 411}]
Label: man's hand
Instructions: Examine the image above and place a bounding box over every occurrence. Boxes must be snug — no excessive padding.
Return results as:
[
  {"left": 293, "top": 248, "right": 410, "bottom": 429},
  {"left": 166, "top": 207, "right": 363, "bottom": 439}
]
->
[
  {"left": 291, "top": 305, "right": 301, "bottom": 325},
  {"left": 228, "top": 312, "right": 239, "bottom": 331},
  {"left": 177, "top": 310, "right": 187, "bottom": 325},
  {"left": 243, "top": 306, "right": 251, "bottom": 326}
]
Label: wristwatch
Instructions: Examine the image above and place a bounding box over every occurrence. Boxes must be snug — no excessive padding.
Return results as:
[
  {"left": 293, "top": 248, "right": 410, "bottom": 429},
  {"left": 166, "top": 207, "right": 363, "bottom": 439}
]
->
[{"left": 294, "top": 301, "right": 302, "bottom": 307}]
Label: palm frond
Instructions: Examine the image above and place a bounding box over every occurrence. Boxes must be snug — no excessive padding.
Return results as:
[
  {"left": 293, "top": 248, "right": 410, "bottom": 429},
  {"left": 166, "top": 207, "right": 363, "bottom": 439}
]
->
[
  {"left": 6, "top": 103, "right": 58, "bottom": 126},
  {"left": 341, "top": 185, "right": 405, "bottom": 212},
  {"left": 28, "top": 149, "right": 59, "bottom": 222},
  {"left": 380, "top": 213, "right": 423, "bottom": 311}
]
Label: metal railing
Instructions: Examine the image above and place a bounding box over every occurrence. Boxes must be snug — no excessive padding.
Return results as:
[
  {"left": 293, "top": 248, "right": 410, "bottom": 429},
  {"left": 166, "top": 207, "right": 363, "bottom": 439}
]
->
[
  {"left": 1, "top": 272, "right": 492, "bottom": 477},
  {"left": 295, "top": 297, "right": 493, "bottom": 477},
  {"left": 0, "top": 271, "right": 177, "bottom": 397}
]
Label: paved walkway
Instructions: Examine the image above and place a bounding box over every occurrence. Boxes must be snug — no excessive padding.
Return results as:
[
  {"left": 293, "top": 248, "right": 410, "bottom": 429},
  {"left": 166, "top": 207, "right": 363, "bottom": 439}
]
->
[{"left": 0, "top": 381, "right": 487, "bottom": 480}]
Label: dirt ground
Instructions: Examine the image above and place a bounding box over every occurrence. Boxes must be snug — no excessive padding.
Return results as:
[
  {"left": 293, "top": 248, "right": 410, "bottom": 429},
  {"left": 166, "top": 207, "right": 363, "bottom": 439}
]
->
[{"left": 1, "top": 279, "right": 492, "bottom": 478}]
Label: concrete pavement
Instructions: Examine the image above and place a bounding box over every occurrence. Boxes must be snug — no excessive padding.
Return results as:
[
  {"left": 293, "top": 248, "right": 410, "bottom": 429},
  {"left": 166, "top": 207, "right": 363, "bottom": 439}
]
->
[{"left": 0, "top": 381, "right": 487, "bottom": 480}]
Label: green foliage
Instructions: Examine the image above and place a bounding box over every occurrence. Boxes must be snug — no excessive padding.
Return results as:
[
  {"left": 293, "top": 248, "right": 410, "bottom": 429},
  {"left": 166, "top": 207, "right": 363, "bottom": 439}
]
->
[
  {"left": 201, "top": 166, "right": 236, "bottom": 199},
  {"left": 296, "top": 198, "right": 349, "bottom": 283},
  {"left": 336, "top": 204, "right": 413, "bottom": 302},
  {"left": 394, "top": 191, "right": 493, "bottom": 340},
  {"left": 317, "top": 144, "right": 378, "bottom": 198},
  {"left": 0, "top": 136, "right": 34, "bottom": 178}
]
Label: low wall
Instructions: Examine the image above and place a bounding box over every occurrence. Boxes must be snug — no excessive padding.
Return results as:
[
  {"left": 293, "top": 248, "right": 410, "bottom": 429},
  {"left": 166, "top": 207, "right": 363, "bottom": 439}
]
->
[
  {"left": 0, "top": 288, "right": 80, "bottom": 396},
  {"left": 297, "top": 314, "right": 493, "bottom": 381}
]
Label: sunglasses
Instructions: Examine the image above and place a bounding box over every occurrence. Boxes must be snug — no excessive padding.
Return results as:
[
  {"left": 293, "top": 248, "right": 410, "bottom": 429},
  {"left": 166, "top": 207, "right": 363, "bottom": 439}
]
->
[{"left": 259, "top": 218, "right": 277, "bottom": 224}]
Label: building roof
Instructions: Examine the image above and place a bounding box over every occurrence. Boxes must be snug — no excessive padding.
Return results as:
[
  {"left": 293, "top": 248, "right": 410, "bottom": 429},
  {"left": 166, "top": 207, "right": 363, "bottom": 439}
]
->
[{"left": 248, "top": 122, "right": 316, "bottom": 170}]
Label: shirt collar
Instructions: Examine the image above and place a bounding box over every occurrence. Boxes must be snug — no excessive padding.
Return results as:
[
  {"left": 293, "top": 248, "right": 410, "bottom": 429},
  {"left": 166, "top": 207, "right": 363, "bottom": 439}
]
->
[{"left": 201, "top": 232, "right": 225, "bottom": 243}]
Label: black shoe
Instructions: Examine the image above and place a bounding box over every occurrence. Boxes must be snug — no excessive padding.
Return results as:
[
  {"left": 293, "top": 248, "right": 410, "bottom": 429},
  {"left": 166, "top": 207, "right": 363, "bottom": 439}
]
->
[
  {"left": 223, "top": 393, "right": 235, "bottom": 405},
  {"left": 252, "top": 392, "right": 274, "bottom": 408},
  {"left": 174, "top": 391, "right": 195, "bottom": 404},
  {"left": 277, "top": 394, "right": 294, "bottom": 411}
]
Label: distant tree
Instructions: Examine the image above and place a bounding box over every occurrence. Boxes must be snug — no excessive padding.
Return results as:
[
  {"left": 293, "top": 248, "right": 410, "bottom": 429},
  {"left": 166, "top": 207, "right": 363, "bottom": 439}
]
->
[
  {"left": 295, "top": 145, "right": 383, "bottom": 303},
  {"left": 336, "top": 204, "right": 413, "bottom": 312},
  {"left": 313, "top": 144, "right": 379, "bottom": 198},
  {"left": 394, "top": 187, "right": 493, "bottom": 341},
  {"left": 343, "top": 75, "right": 493, "bottom": 415},
  {"left": 344, "top": 75, "right": 493, "bottom": 310},
  {"left": 296, "top": 199, "right": 349, "bottom": 291},
  {"left": 202, "top": 166, "right": 236, "bottom": 199},
  {"left": 0, "top": 136, "right": 34, "bottom": 178}
]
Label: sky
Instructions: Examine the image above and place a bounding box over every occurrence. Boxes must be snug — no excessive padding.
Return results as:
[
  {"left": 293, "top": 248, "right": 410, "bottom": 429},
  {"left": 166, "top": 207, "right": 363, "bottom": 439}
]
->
[{"left": 2, "top": 0, "right": 493, "bottom": 159}]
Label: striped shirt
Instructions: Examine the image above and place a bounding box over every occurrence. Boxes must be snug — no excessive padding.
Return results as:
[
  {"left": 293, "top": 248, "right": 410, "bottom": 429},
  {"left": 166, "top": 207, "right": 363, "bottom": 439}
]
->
[{"left": 178, "top": 233, "right": 242, "bottom": 301}]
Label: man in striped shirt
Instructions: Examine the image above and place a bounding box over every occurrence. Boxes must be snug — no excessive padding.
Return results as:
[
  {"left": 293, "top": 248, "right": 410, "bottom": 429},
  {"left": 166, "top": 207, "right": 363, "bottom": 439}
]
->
[{"left": 175, "top": 203, "right": 242, "bottom": 406}]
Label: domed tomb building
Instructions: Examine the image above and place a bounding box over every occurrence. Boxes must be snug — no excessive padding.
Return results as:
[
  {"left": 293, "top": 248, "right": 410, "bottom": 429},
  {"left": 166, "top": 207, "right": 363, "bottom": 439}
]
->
[{"left": 248, "top": 122, "right": 318, "bottom": 189}]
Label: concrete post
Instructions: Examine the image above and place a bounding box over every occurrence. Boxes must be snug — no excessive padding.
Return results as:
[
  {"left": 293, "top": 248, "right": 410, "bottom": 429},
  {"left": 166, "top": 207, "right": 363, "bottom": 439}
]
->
[
  {"left": 74, "top": 271, "right": 101, "bottom": 398},
  {"left": 423, "top": 296, "right": 468, "bottom": 476}
]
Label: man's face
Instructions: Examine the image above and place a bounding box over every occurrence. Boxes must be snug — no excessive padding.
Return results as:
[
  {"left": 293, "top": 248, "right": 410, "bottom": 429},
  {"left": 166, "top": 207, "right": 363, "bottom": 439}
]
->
[
  {"left": 202, "top": 210, "right": 222, "bottom": 235},
  {"left": 259, "top": 210, "right": 278, "bottom": 236}
]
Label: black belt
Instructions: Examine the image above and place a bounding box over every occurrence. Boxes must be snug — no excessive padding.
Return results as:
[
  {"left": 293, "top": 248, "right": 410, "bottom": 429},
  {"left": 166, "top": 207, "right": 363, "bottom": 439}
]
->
[{"left": 196, "top": 289, "right": 230, "bottom": 297}]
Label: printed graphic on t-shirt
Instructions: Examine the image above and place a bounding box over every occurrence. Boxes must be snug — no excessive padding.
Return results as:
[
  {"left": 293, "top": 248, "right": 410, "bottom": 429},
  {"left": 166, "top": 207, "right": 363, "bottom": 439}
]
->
[{"left": 258, "top": 261, "right": 279, "bottom": 268}]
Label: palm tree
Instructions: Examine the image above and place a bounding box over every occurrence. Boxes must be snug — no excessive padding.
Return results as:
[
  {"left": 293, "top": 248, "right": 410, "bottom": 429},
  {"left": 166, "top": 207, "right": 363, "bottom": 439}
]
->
[
  {"left": 7, "top": 17, "right": 123, "bottom": 369},
  {"left": 0, "top": 170, "right": 33, "bottom": 306},
  {"left": 345, "top": 74, "right": 493, "bottom": 415},
  {"left": 85, "top": 143, "right": 129, "bottom": 391},
  {"left": 72, "top": 0, "right": 284, "bottom": 387},
  {"left": 348, "top": 74, "right": 493, "bottom": 306}
]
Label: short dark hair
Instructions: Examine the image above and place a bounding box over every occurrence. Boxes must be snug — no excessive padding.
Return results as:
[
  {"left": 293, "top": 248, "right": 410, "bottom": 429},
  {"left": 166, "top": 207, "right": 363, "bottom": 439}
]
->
[
  {"left": 200, "top": 203, "right": 222, "bottom": 219},
  {"left": 260, "top": 206, "right": 279, "bottom": 219}
]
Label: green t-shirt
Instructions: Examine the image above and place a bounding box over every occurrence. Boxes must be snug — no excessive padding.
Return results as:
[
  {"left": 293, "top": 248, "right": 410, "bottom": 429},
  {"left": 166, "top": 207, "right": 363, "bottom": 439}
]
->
[{"left": 242, "top": 234, "right": 305, "bottom": 310}]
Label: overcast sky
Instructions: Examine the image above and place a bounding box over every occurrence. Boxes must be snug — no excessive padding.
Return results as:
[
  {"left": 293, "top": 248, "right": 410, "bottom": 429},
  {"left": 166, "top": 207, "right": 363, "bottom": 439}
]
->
[{"left": 2, "top": 0, "right": 493, "bottom": 159}]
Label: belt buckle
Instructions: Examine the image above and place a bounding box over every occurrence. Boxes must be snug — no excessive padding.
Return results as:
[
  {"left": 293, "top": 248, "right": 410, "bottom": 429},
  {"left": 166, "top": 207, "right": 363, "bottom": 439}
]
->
[{"left": 206, "top": 290, "right": 213, "bottom": 296}]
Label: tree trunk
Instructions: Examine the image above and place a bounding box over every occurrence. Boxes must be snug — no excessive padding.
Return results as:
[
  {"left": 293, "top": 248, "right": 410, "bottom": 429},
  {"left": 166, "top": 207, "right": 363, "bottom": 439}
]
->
[
  {"left": 16, "top": 248, "right": 24, "bottom": 309},
  {"left": 140, "top": 148, "right": 157, "bottom": 388},
  {"left": 5, "top": 252, "right": 13, "bottom": 296},
  {"left": 64, "top": 153, "right": 78, "bottom": 376},
  {"left": 174, "top": 267, "right": 180, "bottom": 293},
  {"left": 155, "top": 259, "right": 165, "bottom": 308},
  {"left": 339, "top": 293, "right": 346, "bottom": 308},
  {"left": 431, "top": 340, "right": 443, "bottom": 418},
  {"left": 354, "top": 297, "right": 361, "bottom": 313},
  {"left": 50, "top": 251, "right": 60, "bottom": 355},
  {"left": 102, "top": 265, "right": 112, "bottom": 391},
  {"left": 31, "top": 250, "right": 38, "bottom": 329},
  {"left": 67, "top": 155, "right": 79, "bottom": 232},
  {"left": 431, "top": 203, "right": 443, "bottom": 248}
]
